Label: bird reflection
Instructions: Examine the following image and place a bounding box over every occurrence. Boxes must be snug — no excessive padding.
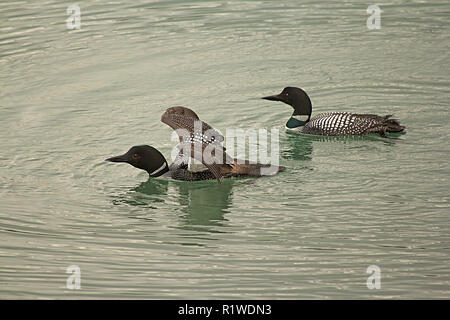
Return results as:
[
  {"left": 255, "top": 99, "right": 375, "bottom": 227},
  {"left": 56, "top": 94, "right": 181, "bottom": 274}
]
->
[
  {"left": 281, "top": 131, "right": 313, "bottom": 161},
  {"left": 281, "top": 130, "right": 403, "bottom": 161},
  {"left": 172, "top": 178, "right": 234, "bottom": 233},
  {"left": 112, "top": 176, "right": 234, "bottom": 233}
]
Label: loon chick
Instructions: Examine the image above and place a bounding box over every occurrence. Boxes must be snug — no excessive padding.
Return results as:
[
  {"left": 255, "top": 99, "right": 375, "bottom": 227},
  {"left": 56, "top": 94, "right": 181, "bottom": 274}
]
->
[
  {"left": 262, "top": 87, "right": 405, "bottom": 137},
  {"left": 106, "top": 106, "right": 285, "bottom": 183}
]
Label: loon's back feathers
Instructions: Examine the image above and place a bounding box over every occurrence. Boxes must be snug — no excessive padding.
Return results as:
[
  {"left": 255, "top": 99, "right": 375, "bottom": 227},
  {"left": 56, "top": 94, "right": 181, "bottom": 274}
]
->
[
  {"left": 304, "top": 112, "right": 405, "bottom": 136},
  {"left": 169, "top": 166, "right": 217, "bottom": 181},
  {"left": 263, "top": 87, "right": 405, "bottom": 137}
]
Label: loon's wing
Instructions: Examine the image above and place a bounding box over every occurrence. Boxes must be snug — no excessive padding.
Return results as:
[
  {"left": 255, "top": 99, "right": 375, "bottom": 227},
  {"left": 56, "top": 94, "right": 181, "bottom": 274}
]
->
[{"left": 161, "top": 106, "right": 233, "bottom": 183}]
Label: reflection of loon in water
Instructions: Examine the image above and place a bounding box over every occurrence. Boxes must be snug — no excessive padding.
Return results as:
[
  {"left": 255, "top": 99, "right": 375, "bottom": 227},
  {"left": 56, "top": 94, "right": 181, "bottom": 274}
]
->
[
  {"left": 114, "top": 178, "right": 234, "bottom": 233},
  {"left": 111, "top": 179, "right": 169, "bottom": 209},
  {"left": 280, "top": 129, "right": 401, "bottom": 161},
  {"left": 281, "top": 132, "right": 313, "bottom": 161},
  {"left": 176, "top": 179, "right": 233, "bottom": 231}
]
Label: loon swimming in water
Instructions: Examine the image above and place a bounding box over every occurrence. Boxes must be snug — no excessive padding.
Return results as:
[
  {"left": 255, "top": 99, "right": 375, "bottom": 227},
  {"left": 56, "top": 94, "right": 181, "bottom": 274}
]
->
[
  {"left": 106, "top": 106, "right": 285, "bottom": 183},
  {"left": 262, "top": 87, "right": 405, "bottom": 137}
]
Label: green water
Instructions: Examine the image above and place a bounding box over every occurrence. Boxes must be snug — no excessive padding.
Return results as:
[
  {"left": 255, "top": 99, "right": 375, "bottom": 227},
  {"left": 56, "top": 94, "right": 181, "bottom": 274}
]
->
[{"left": 1, "top": 0, "right": 449, "bottom": 299}]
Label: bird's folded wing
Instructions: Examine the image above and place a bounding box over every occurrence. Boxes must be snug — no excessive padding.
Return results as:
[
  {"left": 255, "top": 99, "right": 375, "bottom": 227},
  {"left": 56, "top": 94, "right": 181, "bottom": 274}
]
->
[{"left": 161, "top": 106, "right": 232, "bottom": 182}]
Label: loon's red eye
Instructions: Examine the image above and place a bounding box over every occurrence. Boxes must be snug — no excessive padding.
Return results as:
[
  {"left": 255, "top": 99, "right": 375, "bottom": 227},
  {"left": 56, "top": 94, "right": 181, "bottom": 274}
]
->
[{"left": 132, "top": 153, "right": 140, "bottom": 159}]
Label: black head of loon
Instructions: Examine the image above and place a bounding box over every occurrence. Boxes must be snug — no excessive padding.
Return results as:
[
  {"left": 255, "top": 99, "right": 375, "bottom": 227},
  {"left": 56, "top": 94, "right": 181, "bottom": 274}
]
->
[
  {"left": 106, "top": 145, "right": 169, "bottom": 177},
  {"left": 262, "top": 87, "right": 312, "bottom": 128}
]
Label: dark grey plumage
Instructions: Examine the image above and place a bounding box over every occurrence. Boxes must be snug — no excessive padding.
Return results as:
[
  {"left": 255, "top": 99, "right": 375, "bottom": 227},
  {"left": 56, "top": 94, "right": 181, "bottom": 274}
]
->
[{"left": 169, "top": 167, "right": 218, "bottom": 181}]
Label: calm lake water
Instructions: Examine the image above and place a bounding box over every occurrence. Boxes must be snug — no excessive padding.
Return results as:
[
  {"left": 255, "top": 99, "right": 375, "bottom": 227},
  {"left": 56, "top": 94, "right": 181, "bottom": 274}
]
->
[{"left": 1, "top": 0, "right": 449, "bottom": 299}]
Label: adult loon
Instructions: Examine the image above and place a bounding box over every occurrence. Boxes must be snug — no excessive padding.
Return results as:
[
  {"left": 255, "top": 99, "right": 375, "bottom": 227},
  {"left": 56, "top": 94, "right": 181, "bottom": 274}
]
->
[
  {"left": 262, "top": 87, "right": 405, "bottom": 137},
  {"left": 106, "top": 106, "right": 285, "bottom": 183}
]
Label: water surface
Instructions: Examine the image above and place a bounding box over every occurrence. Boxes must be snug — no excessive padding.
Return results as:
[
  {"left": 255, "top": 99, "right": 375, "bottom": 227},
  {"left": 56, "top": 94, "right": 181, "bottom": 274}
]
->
[{"left": 0, "top": 0, "right": 449, "bottom": 298}]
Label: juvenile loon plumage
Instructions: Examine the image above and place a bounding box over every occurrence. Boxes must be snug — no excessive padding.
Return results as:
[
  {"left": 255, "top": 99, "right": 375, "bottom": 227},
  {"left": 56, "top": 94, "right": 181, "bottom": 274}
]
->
[
  {"left": 262, "top": 87, "right": 405, "bottom": 137},
  {"left": 106, "top": 106, "right": 285, "bottom": 183}
]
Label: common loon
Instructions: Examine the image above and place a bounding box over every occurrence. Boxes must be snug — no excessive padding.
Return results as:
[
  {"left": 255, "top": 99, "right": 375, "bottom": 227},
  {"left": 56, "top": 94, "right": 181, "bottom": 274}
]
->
[
  {"left": 106, "top": 106, "right": 285, "bottom": 183},
  {"left": 263, "top": 87, "right": 405, "bottom": 137}
]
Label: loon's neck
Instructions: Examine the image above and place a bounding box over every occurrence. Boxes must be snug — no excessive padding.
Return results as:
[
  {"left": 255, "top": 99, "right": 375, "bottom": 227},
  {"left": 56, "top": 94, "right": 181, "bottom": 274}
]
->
[
  {"left": 147, "top": 161, "right": 169, "bottom": 177},
  {"left": 286, "top": 114, "right": 310, "bottom": 129}
]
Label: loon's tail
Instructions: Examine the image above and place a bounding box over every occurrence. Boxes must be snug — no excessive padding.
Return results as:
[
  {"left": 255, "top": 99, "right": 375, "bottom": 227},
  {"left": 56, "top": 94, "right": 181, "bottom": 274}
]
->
[{"left": 383, "top": 115, "right": 405, "bottom": 133}]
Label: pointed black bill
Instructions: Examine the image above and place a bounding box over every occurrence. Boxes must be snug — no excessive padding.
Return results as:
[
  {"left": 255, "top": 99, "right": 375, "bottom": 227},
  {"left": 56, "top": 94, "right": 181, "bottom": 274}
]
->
[
  {"left": 105, "top": 154, "right": 129, "bottom": 163},
  {"left": 262, "top": 94, "right": 283, "bottom": 101}
]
